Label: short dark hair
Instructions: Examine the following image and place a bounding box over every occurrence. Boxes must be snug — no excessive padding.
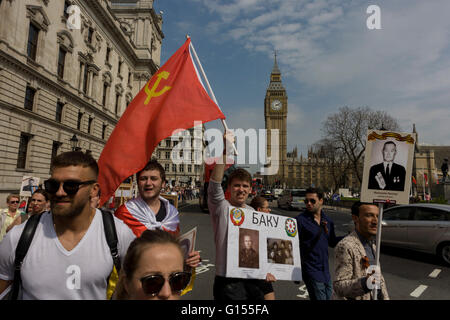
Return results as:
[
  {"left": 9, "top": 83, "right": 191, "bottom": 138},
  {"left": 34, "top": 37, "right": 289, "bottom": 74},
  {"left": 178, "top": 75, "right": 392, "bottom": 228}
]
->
[
  {"left": 351, "top": 201, "right": 377, "bottom": 216},
  {"left": 50, "top": 151, "right": 99, "bottom": 179},
  {"left": 250, "top": 196, "right": 267, "bottom": 211},
  {"left": 228, "top": 168, "right": 252, "bottom": 187},
  {"left": 305, "top": 187, "right": 323, "bottom": 200},
  {"left": 32, "top": 188, "right": 49, "bottom": 201},
  {"left": 382, "top": 141, "right": 396, "bottom": 151},
  {"left": 136, "top": 159, "right": 165, "bottom": 182}
]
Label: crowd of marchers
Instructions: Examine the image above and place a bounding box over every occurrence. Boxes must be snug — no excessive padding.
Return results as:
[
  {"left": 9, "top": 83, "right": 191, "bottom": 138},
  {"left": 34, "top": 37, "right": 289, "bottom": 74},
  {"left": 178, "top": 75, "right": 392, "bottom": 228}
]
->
[{"left": 0, "top": 130, "right": 388, "bottom": 300}]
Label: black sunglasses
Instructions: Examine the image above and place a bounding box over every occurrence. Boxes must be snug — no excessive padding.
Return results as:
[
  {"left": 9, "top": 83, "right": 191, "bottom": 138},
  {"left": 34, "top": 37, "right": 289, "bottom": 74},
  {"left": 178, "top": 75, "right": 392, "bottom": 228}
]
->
[
  {"left": 304, "top": 199, "right": 317, "bottom": 204},
  {"left": 9, "top": 200, "right": 19, "bottom": 204},
  {"left": 140, "top": 271, "right": 191, "bottom": 296},
  {"left": 44, "top": 179, "right": 96, "bottom": 195}
]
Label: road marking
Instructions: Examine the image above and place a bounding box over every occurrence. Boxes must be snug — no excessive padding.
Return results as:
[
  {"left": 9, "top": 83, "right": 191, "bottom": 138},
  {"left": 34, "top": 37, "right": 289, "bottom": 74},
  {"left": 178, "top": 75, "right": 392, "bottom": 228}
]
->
[
  {"left": 428, "top": 269, "right": 441, "bottom": 278},
  {"left": 296, "top": 284, "right": 309, "bottom": 299},
  {"left": 410, "top": 285, "right": 428, "bottom": 298}
]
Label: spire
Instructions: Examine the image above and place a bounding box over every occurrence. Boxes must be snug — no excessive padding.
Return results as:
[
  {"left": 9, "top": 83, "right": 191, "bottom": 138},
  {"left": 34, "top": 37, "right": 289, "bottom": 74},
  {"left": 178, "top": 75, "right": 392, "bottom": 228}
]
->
[
  {"left": 272, "top": 50, "right": 281, "bottom": 75},
  {"left": 268, "top": 50, "right": 284, "bottom": 90}
]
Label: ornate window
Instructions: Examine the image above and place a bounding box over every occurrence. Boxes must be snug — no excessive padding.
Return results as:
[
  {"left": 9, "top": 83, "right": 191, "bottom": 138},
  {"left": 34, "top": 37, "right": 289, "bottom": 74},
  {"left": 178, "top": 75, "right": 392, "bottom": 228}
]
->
[
  {"left": 102, "top": 124, "right": 107, "bottom": 140},
  {"left": 77, "top": 111, "right": 83, "bottom": 130},
  {"left": 17, "top": 133, "right": 32, "bottom": 169},
  {"left": 56, "top": 31, "right": 74, "bottom": 80},
  {"left": 88, "top": 116, "right": 93, "bottom": 134},
  {"left": 27, "top": 23, "right": 39, "bottom": 60},
  {"left": 25, "top": 5, "right": 50, "bottom": 62},
  {"left": 24, "top": 86, "right": 36, "bottom": 111},
  {"left": 55, "top": 101, "right": 64, "bottom": 123},
  {"left": 57, "top": 47, "right": 66, "bottom": 78}
]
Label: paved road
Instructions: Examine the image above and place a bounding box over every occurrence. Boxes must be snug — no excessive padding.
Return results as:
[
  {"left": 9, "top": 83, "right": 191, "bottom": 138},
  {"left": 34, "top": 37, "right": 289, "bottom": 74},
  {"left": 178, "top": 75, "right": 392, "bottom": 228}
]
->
[{"left": 178, "top": 200, "right": 450, "bottom": 300}]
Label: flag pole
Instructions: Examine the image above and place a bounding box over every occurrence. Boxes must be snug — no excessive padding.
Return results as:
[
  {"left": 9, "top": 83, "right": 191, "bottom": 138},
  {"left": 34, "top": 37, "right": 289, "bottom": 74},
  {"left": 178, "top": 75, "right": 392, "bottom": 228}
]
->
[
  {"left": 373, "top": 202, "right": 384, "bottom": 300},
  {"left": 187, "top": 35, "right": 238, "bottom": 156}
]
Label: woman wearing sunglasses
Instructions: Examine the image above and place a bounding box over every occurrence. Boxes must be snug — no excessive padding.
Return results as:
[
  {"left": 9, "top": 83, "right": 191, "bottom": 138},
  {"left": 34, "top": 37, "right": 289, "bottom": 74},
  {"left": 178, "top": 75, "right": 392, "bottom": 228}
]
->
[{"left": 115, "top": 229, "right": 191, "bottom": 300}]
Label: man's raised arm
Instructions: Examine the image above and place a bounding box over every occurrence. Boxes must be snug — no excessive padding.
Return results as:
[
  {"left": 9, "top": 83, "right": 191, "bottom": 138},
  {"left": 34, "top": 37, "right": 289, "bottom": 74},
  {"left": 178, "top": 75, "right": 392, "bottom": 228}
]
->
[{"left": 210, "top": 130, "right": 234, "bottom": 183}]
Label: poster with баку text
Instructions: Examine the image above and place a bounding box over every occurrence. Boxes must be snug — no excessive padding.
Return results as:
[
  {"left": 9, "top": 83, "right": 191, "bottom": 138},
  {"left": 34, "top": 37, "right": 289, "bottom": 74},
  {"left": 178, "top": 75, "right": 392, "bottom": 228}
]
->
[
  {"left": 226, "top": 206, "right": 302, "bottom": 281},
  {"left": 361, "top": 130, "right": 416, "bottom": 205}
]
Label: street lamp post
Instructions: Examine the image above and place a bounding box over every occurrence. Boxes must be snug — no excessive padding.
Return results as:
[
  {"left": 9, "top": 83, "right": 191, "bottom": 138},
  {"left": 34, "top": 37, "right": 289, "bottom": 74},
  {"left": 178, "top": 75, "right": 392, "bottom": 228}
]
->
[{"left": 70, "top": 134, "right": 80, "bottom": 151}]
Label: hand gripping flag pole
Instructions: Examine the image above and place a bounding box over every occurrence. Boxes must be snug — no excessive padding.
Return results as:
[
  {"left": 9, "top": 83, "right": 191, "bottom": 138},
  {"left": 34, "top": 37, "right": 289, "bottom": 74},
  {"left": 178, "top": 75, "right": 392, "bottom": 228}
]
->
[{"left": 187, "top": 35, "right": 238, "bottom": 156}]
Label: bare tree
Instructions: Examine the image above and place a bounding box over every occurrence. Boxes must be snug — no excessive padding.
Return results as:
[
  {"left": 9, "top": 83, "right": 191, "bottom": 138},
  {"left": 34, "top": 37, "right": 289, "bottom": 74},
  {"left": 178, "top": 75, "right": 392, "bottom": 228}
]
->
[
  {"left": 322, "top": 106, "right": 401, "bottom": 184},
  {"left": 311, "top": 138, "right": 351, "bottom": 191}
]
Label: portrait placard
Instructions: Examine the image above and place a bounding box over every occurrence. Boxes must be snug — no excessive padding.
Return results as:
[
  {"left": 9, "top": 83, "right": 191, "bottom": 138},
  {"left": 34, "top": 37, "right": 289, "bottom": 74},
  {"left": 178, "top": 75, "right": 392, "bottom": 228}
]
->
[
  {"left": 20, "top": 176, "right": 40, "bottom": 197},
  {"left": 178, "top": 227, "right": 197, "bottom": 260},
  {"left": 226, "top": 207, "right": 302, "bottom": 281},
  {"left": 361, "top": 130, "right": 416, "bottom": 205}
]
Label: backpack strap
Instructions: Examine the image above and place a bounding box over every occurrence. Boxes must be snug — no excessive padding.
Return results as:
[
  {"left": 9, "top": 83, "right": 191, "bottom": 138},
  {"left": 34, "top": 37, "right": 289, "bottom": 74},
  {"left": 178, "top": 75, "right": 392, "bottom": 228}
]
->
[
  {"left": 10, "top": 213, "right": 42, "bottom": 300},
  {"left": 100, "top": 209, "right": 121, "bottom": 273}
]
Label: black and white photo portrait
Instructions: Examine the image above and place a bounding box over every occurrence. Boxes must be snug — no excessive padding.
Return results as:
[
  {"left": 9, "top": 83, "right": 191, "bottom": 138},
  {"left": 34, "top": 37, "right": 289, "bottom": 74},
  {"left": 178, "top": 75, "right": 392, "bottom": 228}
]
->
[
  {"left": 368, "top": 141, "right": 406, "bottom": 191},
  {"left": 239, "top": 228, "right": 259, "bottom": 269}
]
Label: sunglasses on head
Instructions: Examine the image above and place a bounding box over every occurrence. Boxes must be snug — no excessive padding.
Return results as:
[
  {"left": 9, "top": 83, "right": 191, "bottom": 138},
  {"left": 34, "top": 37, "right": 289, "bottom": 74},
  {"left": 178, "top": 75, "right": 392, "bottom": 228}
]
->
[
  {"left": 140, "top": 271, "right": 191, "bottom": 296},
  {"left": 304, "top": 199, "right": 317, "bottom": 204},
  {"left": 44, "top": 179, "right": 96, "bottom": 195}
]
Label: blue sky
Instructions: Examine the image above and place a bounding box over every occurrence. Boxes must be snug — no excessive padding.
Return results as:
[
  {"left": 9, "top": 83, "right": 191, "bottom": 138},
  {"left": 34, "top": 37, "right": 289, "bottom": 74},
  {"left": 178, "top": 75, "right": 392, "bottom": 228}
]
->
[{"left": 153, "top": 0, "right": 450, "bottom": 161}]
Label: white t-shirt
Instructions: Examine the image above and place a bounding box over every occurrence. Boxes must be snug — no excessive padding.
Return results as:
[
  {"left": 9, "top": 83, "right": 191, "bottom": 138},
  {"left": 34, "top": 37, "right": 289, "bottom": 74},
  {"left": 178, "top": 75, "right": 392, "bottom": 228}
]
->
[{"left": 0, "top": 210, "right": 135, "bottom": 300}]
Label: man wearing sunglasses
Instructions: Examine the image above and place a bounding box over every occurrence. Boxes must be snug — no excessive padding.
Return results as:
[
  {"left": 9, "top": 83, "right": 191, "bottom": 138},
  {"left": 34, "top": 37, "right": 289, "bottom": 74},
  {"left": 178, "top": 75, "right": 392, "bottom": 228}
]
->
[
  {"left": 295, "top": 187, "right": 343, "bottom": 300},
  {"left": 0, "top": 151, "right": 136, "bottom": 299},
  {"left": 0, "top": 194, "right": 21, "bottom": 243}
]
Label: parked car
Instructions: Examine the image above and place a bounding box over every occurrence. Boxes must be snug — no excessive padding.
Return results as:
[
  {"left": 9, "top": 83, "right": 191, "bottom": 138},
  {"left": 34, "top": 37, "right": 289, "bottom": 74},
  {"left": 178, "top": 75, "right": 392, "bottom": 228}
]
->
[
  {"left": 277, "top": 189, "right": 307, "bottom": 210},
  {"left": 260, "top": 189, "right": 274, "bottom": 201},
  {"left": 273, "top": 188, "right": 283, "bottom": 200},
  {"left": 381, "top": 204, "right": 450, "bottom": 265}
]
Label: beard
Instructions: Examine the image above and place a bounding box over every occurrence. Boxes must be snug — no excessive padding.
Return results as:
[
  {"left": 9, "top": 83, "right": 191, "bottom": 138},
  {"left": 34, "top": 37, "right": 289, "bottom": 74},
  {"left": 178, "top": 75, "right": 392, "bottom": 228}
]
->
[{"left": 51, "top": 197, "right": 88, "bottom": 218}]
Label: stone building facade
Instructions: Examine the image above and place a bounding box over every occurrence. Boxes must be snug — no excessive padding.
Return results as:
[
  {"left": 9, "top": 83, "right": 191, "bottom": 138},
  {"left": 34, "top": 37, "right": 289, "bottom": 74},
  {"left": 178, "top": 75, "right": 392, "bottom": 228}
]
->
[
  {"left": 155, "top": 124, "right": 204, "bottom": 187},
  {"left": 0, "top": 0, "right": 163, "bottom": 203}
]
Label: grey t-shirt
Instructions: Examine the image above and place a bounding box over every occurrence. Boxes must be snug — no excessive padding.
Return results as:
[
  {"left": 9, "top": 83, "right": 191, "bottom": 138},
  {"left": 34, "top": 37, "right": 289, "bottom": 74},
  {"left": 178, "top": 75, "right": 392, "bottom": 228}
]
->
[
  {"left": 0, "top": 210, "right": 135, "bottom": 300},
  {"left": 207, "top": 179, "right": 252, "bottom": 277}
]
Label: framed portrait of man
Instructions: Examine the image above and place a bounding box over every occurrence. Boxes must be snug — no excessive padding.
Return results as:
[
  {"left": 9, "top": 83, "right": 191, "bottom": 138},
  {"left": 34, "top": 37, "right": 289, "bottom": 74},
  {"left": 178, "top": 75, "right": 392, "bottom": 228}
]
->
[
  {"left": 20, "top": 176, "right": 40, "bottom": 197},
  {"left": 361, "top": 130, "right": 416, "bottom": 205}
]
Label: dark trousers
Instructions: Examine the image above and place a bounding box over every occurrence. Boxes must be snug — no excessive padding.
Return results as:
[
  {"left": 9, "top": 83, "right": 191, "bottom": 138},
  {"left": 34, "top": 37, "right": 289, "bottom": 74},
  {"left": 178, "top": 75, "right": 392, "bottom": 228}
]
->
[
  {"left": 303, "top": 276, "right": 332, "bottom": 300},
  {"left": 213, "top": 276, "right": 271, "bottom": 301}
]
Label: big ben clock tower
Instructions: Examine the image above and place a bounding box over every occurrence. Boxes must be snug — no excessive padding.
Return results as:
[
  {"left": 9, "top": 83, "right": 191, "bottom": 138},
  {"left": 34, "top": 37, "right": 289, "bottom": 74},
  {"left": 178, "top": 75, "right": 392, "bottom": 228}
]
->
[{"left": 264, "top": 53, "right": 287, "bottom": 186}]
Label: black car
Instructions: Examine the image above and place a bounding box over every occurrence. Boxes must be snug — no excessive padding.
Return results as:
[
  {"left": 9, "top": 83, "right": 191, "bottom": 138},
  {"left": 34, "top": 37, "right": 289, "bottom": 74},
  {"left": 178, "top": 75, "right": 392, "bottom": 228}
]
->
[{"left": 260, "top": 190, "right": 274, "bottom": 201}]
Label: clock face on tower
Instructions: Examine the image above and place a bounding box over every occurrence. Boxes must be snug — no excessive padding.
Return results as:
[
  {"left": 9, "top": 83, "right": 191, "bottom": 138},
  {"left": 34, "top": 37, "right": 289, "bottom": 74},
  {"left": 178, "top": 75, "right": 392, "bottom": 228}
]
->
[{"left": 271, "top": 99, "right": 282, "bottom": 111}]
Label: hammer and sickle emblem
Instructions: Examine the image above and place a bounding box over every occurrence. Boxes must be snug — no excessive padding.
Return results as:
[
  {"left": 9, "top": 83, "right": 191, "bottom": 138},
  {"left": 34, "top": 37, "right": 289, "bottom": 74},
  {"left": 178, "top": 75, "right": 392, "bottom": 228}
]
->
[{"left": 144, "top": 71, "right": 172, "bottom": 104}]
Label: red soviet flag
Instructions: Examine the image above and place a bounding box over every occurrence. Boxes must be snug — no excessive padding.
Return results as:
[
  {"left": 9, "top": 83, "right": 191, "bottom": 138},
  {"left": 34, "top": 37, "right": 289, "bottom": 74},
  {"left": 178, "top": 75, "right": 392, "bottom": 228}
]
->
[{"left": 98, "top": 38, "right": 225, "bottom": 206}]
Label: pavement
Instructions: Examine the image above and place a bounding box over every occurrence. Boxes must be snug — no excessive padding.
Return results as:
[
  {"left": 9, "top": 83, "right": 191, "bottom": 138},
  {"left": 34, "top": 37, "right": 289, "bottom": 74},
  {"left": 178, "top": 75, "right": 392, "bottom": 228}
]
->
[
  {"left": 323, "top": 204, "right": 351, "bottom": 213},
  {"left": 178, "top": 198, "right": 198, "bottom": 209}
]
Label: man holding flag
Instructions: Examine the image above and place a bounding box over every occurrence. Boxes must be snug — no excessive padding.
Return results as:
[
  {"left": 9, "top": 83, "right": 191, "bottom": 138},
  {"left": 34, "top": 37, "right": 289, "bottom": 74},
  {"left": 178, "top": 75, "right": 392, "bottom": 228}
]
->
[
  {"left": 114, "top": 159, "right": 201, "bottom": 270},
  {"left": 97, "top": 37, "right": 226, "bottom": 296}
]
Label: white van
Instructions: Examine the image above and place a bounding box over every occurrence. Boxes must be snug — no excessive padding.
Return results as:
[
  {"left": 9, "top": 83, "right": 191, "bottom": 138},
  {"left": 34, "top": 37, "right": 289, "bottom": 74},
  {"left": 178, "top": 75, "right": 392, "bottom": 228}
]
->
[{"left": 273, "top": 188, "right": 283, "bottom": 200}]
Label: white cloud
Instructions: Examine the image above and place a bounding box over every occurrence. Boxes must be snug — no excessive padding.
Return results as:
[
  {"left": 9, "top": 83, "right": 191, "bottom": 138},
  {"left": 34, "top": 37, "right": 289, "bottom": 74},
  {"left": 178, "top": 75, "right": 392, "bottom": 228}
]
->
[{"left": 188, "top": 0, "right": 450, "bottom": 146}]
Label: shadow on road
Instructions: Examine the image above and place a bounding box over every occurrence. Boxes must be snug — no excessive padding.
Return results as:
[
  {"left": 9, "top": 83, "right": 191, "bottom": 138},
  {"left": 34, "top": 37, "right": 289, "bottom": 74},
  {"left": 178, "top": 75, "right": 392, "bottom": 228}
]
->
[
  {"left": 179, "top": 203, "right": 204, "bottom": 214},
  {"left": 381, "top": 245, "right": 448, "bottom": 267}
]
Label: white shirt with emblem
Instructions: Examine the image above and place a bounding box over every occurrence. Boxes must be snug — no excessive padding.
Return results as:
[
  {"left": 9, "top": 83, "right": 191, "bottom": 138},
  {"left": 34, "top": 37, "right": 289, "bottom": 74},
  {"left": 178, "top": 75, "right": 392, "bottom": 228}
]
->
[{"left": 0, "top": 210, "right": 135, "bottom": 300}]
